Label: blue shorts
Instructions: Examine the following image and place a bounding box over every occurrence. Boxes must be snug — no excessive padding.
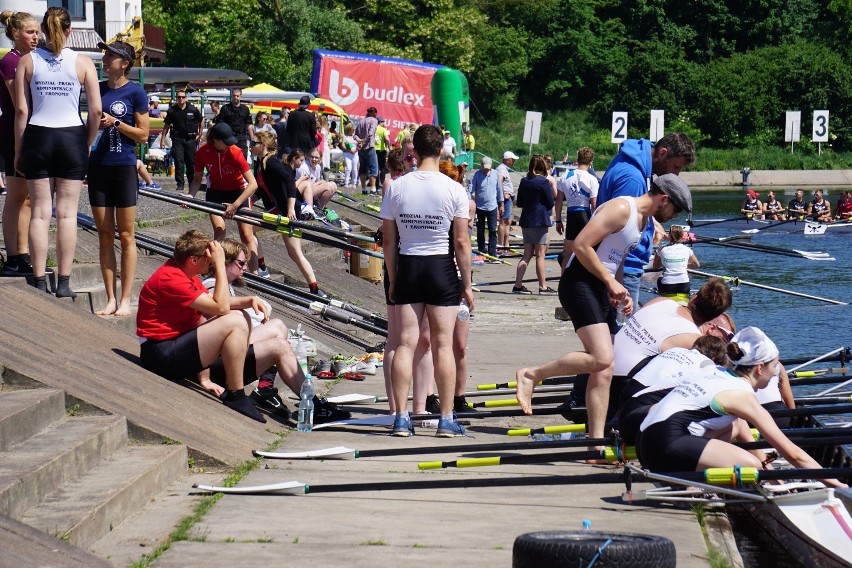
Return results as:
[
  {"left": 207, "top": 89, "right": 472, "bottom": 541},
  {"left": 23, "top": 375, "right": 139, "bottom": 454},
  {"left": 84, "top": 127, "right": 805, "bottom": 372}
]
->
[
  {"left": 358, "top": 148, "right": 379, "bottom": 177},
  {"left": 501, "top": 197, "right": 513, "bottom": 220}
]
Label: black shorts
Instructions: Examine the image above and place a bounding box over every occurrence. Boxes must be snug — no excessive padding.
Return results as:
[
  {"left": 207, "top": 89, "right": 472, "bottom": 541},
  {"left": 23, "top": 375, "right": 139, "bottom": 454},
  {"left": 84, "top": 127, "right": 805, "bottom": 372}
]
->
[
  {"left": 140, "top": 329, "right": 204, "bottom": 381},
  {"left": 23, "top": 124, "right": 88, "bottom": 180},
  {"left": 564, "top": 209, "right": 590, "bottom": 240},
  {"left": 383, "top": 263, "right": 394, "bottom": 306},
  {"left": 394, "top": 254, "right": 460, "bottom": 306},
  {"left": 657, "top": 280, "right": 691, "bottom": 295},
  {"left": 636, "top": 420, "right": 710, "bottom": 473},
  {"left": 88, "top": 164, "right": 139, "bottom": 208},
  {"left": 617, "top": 381, "right": 673, "bottom": 445},
  {"left": 558, "top": 260, "right": 617, "bottom": 333},
  {"left": 209, "top": 344, "right": 258, "bottom": 387},
  {"left": 205, "top": 188, "right": 245, "bottom": 206}
]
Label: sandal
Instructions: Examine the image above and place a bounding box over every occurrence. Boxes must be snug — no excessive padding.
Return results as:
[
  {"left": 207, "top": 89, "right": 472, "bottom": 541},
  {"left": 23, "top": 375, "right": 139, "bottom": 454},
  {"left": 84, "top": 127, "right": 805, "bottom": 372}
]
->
[{"left": 343, "top": 373, "right": 365, "bottom": 381}]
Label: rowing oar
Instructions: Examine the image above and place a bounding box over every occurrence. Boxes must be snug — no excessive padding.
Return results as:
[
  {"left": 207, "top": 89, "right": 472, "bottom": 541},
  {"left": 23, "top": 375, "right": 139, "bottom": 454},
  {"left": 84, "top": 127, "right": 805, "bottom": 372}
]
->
[
  {"left": 688, "top": 234, "right": 833, "bottom": 261},
  {"left": 140, "top": 187, "right": 378, "bottom": 246},
  {"left": 329, "top": 194, "right": 382, "bottom": 220},
  {"left": 789, "top": 367, "right": 848, "bottom": 378},
  {"left": 688, "top": 269, "right": 848, "bottom": 306},
  {"left": 508, "top": 424, "right": 587, "bottom": 437},
  {"left": 749, "top": 426, "right": 852, "bottom": 440},
  {"left": 138, "top": 188, "right": 385, "bottom": 259},
  {"left": 783, "top": 348, "right": 851, "bottom": 368},
  {"left": 793, "top": 395, "right": 852, "bottom": 405},
  {"left": 418, "top": 447, "right": 637, "bottom": 470},
  {"left": 637, "top": 466, "right": 852, "bottom": 489},
  {"left": 325, "top": 385, "right": 574, "bottom": 405},
  {"left": 687, "top": 216, "right": 753, "bottom": 229},
  {"left": 193, "top": 471, "right": 621, "bottom": 495},
  {"left": 477, "top": 375, "right": 576, "bottom": 391},
  {"left": 768, "top": 403, "right": 852, "bottom": 418},
  {"left": 469, "top": 394, "right": 566, "bottom": 408},
  {"left": 254, "top": 434, "right": 606, "bottom": 460}
]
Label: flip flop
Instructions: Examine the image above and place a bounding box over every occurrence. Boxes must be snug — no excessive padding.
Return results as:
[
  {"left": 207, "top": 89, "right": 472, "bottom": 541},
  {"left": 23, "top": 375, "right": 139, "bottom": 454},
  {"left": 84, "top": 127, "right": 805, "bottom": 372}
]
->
[
  {"left": 344, "top": 373, "right": 365, "bottom": 381},
  {"left": 316, "top": 371, "right": 336, "bottom": 379}
]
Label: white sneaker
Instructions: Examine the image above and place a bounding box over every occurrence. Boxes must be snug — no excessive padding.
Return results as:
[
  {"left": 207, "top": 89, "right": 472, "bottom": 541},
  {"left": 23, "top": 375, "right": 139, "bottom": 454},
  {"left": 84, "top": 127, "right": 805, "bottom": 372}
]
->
[
  {"left": 257, "top": 267, "right": 270, "bottom": 278},
  {"left": 300, "top": 204, "right": 317, "bottom": 220}
]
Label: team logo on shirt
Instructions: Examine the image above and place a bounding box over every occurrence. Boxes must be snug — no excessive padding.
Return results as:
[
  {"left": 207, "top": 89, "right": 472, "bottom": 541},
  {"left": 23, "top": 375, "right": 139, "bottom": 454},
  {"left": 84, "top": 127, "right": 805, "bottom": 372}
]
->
[
  {"left": 46, "top": 57, "right": 61, "bottom": 72},
  {"left": 222, "top": 165, "right": 236, "bottom": 176},
  {"left": 109, "top": 101, "right": 128, "bottom": 118}
]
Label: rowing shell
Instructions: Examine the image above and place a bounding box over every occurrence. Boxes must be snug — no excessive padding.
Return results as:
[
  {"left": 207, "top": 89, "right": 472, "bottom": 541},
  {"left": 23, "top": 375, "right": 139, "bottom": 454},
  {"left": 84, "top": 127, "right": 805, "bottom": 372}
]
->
[{"left": 691, "top": 217, "right": 852, "bottom": 234}]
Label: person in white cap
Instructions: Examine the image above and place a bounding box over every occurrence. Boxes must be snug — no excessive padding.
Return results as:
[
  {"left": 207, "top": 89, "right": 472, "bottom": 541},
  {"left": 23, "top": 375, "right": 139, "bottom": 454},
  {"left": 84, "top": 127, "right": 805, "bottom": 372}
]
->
[
  {"left": 515, "top": 173, "right": 692, "bottom": 447},
  {"left": 148, "top": 95, "right": 161, "bottom": 118},
  {"left": 635, "top": 327, "right": 846, "bottom": 488},
  {"left": 496, "top": 150, "right": 519, "bottom": 248}
]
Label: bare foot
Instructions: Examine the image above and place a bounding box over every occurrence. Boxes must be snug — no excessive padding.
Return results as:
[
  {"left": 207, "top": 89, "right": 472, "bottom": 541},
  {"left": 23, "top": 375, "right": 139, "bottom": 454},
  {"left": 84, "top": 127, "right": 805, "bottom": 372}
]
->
[
  {"left": 515, "top": 367, "right": 537, "bottom": 415},
  {"left": 114, "top": 301, "right": 133, "bottom": 317},
  {"left": 95, "top": 299, "right": 117, "bottom": 316}
]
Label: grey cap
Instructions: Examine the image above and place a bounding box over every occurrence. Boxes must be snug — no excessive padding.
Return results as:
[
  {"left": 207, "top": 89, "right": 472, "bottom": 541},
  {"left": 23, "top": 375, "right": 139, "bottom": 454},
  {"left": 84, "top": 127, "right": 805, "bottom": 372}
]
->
[
  {"left": 654, "top": 173, "right": 692, "bottom": 214},
  {"left": 481, "top": 156, "right": 492, "bottom": 169}
]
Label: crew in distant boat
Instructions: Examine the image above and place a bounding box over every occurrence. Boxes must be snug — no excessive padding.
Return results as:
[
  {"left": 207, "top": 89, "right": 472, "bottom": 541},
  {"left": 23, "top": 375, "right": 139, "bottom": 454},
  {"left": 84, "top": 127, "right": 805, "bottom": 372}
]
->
[
  {"left": 762, "top": 191, "right": 785, "bottom": 220},
  {"left": 740, "top": 188, "right": 764, "bottom": 219},
  {"left": 787, "top": 188, "right": 807, "bottom": 220},
  {"left": 836, "top": 190, "right": 852, "bottom": 220},
  {"left": 651, "top": 224, "right": 700, "bottom": 303},
  {"left": 808, "top": 189, "right": 832, "bottom": 222}
]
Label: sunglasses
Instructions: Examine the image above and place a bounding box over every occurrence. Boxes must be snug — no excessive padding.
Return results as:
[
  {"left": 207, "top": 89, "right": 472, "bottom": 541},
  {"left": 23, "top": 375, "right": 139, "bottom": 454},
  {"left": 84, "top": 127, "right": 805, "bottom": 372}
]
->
[
  {"left": 404, "top": 154, "right": 415, "bottom": 163},
  {"left": 713, "top": 323, "right": 735, "bottom": 341},
  {"left": 249, "top": 140, "right": 260, "bottom": 147},
  {"left": 176, "top": 95, "right": 186, "bottom": 99},
  {"left": 232, "top": 259, "right": 247, "bottom": 269}
]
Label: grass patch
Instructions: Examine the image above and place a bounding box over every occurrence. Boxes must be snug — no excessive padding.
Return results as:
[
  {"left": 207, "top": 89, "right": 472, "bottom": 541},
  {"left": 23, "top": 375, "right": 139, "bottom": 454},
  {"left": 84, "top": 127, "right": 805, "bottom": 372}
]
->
[
  {"left": 292, "top": 536, "right": 300, "bottom": 544},
  {"left": 693, "top": 504, "right": 732, "bottom": 568},
  {"left": 360, "top": 538, "right": 387, "bottom": 546},
  {"left": 129, "top": 432, "right": 289, "bottom": 568},
  {"left": 66, "top": 403, "right": 81, "bottom": 417}
]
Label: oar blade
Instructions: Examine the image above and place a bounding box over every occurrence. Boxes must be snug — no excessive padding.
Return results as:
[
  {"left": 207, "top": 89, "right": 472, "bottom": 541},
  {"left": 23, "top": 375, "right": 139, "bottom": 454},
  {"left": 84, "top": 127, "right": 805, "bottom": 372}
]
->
[
  {"left": 193, "top": 481, "right": 307, "bottom": 494},
  {"left": 254, "top": 446, "right": 357, "bottom": 460}
]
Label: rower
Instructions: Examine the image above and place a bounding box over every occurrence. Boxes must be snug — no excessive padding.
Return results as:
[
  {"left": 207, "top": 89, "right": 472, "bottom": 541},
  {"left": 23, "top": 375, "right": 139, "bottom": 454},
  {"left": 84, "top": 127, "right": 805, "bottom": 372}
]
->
[
  {"left": 651, "top": 224, "right": 699, "bottom": 304},
  {"left": 787, "top": 189, "right": 807, "bottom": 221},
  {"left": 836, "top": 190, "right": 852, "bottom": 220},
  {"left": 636, "top": 327, "right": 847, "bottom": 489},
  {"left": 808, "top": 189, "right": 832, "bottom": 222},
  {"left": 762, "top": 191, "right": 785, "bottom": 220},
  {"left": 740, "top": 188, "right": 764, "bottom": 220}
]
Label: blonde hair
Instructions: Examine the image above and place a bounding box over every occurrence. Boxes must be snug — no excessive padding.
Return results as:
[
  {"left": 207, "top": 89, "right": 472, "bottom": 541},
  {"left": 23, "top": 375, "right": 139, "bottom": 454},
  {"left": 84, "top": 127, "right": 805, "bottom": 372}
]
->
[
  {"left": 42, "top": 7, "right": 70, "bottom": 54},
  {"left": 1, "top": 10, "right": 36, "bottom": 42},
  {"left": 255, "top": 130, "right": 278, "bottom": 170}
]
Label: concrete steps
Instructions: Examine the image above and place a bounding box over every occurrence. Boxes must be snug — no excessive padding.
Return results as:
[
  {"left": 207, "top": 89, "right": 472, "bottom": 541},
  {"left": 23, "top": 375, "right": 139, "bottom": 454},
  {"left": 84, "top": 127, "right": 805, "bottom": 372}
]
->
[{"left": 0, "top": 386, "right": 187, "bottom": 555}]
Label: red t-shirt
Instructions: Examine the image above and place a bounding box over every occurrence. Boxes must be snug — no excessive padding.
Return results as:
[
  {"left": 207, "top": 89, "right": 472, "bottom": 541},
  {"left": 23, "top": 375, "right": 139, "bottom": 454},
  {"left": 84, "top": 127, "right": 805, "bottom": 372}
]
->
[
  {"left": 136, "top": 260, "right": 206, "bottom": 340},
  {"left": 195, "top": 143, "right": 249, "bottom": 191}
]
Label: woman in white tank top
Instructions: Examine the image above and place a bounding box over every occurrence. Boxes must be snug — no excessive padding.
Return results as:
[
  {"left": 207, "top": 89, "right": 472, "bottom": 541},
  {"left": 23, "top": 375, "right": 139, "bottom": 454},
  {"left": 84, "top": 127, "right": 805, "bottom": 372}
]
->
[{"left": 13, "top": 7, "right": 101, "bottom": 297}]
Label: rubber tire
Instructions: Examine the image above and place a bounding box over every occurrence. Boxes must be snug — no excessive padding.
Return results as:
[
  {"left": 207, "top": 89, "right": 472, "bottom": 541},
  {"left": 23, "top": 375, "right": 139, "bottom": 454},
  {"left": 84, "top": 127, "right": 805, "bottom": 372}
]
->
[{"left": 513, "top": 530, "right": 676, "bottom": 568}]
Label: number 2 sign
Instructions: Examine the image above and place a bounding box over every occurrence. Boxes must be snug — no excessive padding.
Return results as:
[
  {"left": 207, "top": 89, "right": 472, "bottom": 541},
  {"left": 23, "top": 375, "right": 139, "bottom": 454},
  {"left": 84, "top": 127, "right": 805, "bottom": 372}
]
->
[{"left": 611, "top": 112, "right": 628, "bottom": 144}]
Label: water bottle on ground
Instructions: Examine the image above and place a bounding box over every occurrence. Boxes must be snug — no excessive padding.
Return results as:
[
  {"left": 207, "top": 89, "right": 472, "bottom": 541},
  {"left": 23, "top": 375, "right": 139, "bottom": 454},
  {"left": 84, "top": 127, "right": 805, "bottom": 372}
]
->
[
  {"left": 582, "top": 519, "right": 592, "bottom": 531},
  {"left": 458, "top": 299, "right": 470, "bottom": 321},
  {"left": 295, "top": 338, "right": 310, "bottom": 378},
  {"left": 297, "top": 375, "right": 314, "bottom": 432}
]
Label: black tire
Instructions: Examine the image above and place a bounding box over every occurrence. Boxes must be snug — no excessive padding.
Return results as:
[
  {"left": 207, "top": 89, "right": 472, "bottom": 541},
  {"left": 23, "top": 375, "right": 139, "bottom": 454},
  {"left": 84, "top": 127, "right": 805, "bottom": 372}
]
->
[{"left": 513, "top": 530, "right": 676, "bottom": 568}]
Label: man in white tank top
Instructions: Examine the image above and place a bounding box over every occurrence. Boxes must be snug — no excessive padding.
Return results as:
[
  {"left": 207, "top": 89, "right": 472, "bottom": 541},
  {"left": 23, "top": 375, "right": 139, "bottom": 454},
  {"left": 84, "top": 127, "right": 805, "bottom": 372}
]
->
[{"left": 516, "top": 174, "right": 693, "bottom": 444}]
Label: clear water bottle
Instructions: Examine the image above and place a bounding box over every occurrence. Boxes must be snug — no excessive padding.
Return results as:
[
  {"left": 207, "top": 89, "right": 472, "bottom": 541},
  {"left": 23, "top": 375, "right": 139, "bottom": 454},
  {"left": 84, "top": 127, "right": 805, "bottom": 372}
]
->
[
  {"left": 615, "top": 299, "right": 629, "bottom": 326},
  {"left": 297, "top": 376, "right": 314, "bottom": 432},
  {"left": 458, "top": 299, "right": 470, "bottom": 321},
  {"left": 295, "top": 338, "right": 310, "bottom": 378}
]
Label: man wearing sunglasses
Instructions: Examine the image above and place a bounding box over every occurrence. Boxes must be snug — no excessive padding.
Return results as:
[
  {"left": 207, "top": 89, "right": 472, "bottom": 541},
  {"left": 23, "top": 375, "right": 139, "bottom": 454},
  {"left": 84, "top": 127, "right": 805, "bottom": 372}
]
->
[{"left": 162, "top": 91, "right": 203, "bottom": 192}]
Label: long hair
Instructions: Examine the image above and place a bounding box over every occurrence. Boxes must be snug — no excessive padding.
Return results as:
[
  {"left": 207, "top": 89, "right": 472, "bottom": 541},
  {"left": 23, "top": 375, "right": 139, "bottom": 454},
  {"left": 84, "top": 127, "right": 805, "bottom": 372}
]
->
[
  {"left": 255, "top": 130, "right": 277, "bottom": 170},
  {"left": 42, "top": 7, "right": 70, "bottom": 54},
  {"left": 526, "top": 155, "right": 548, "bottom": 178},
  {"left": 2, "top": 10, "right": 36, "bottom": 42}
]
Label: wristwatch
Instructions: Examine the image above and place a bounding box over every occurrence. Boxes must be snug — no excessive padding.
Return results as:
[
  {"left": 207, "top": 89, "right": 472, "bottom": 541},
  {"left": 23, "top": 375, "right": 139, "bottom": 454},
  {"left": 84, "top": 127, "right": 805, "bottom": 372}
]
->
[{"left": 114, "top": 119, "right": 122, "bottom": 129}]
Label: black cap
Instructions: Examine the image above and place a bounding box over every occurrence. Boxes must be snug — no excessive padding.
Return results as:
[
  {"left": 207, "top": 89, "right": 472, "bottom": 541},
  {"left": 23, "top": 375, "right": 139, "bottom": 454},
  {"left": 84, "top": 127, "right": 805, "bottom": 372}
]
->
[
  {"left": 209, "top": 123, "right": 237, "bottom": 146},
  {"left": 298, "top": 95, "right": 311, "bottom": 109},
  {"left": 97, "top": 41, "right": 135, "bottom": 62}
]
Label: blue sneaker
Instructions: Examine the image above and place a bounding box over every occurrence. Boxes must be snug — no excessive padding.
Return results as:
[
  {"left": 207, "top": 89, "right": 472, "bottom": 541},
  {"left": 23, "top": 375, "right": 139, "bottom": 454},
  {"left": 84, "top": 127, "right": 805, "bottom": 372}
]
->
[
  {"left": 147, "top": 181, "right": 162, "bottom": 189},
  {"left": 436, "top": 417, "right": 465, "bottom": 438},
  {"left": 391, "top": 414, "right": 415, "bottom": 437}
]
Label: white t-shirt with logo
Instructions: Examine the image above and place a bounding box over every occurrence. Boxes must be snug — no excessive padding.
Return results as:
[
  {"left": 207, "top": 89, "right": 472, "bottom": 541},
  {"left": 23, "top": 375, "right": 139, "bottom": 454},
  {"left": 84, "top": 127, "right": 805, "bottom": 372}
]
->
[{"left": 379, "top": 171, "right": 469, "bottom": 256}]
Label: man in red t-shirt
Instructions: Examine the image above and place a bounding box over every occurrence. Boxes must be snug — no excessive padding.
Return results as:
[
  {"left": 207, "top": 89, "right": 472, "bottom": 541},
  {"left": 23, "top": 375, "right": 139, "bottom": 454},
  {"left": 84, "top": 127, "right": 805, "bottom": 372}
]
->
[
  {"left": 137, "top": 229, "right": 268, "bottom": 422},
  {"left": 190, "top": 123, "right": 260, "bottom": 274}
]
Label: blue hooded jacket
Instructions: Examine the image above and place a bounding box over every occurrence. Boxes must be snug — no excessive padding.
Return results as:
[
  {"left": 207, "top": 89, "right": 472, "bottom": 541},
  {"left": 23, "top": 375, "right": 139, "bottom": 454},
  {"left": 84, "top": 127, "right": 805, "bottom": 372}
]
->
[{"left": 597, "top": 139, "right": 654, "bottom": 275}]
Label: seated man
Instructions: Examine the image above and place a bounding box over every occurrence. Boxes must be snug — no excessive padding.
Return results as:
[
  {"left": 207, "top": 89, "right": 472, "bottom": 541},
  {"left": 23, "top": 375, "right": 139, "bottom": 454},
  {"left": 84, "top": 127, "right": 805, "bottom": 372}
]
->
[{"left": 136, "top": 230, "right": 266, "bottom": 422}]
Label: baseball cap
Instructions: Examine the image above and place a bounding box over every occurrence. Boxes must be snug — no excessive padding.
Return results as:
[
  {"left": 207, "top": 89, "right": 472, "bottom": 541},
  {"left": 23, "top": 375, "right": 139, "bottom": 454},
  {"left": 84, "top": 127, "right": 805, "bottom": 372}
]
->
[
  {"left": 654, "top": 173, "right": 692, "bottom": 214},
  {"left": 503, "top": 151, "right": 519, "bottom": 160},
  {"left": 209, "top": 123, "right": 237, "bottom": 146},
  {"left": 97, "top": 41, "right": 135, "bottom": 62},
  {"left": 481, "top": 157, "right": 492, "bottom": 169},
  {"left": 730, "top": 327, "right": 779, "bottom": 367},
  {"left": 298, "top": 95, "right": 311, "bottom": 109},
  {"left": 746, "top": 189, "right": 760, "bottom": 199},
  {"left": 377, "top": 117, "right": 385, "bottom": 122},
  {"left": 150, "top": 95, "right": 160, "bottom": 103}
]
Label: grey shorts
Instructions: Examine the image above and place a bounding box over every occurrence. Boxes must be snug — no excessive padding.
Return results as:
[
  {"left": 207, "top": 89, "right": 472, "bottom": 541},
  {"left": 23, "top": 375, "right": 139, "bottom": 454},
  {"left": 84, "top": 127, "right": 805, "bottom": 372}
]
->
[{"left": 522, "top": 226, "right": 549, "bottom": 245}]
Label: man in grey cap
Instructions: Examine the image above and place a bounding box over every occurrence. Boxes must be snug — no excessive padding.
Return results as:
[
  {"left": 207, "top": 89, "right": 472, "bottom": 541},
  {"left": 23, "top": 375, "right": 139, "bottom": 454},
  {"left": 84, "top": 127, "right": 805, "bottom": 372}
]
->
[
  {"left": 469, "top": 156, "right": 503, "bottom": 256},
  {"left": 496, "top": 150, "right": 519, "bottom": 249},
  {"left": 515, "top": 172, "right": 691, "bottom": 445}
]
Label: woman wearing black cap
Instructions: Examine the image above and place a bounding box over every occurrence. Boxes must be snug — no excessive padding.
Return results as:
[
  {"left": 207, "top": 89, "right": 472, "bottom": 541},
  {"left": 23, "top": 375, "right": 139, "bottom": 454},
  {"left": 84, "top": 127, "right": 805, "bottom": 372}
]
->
[
  {"left": 88, "top": 41, "right": 149, "bottom": 316},
  {"left": 189, "top": 123, "right": 259, "bottom": 270}
]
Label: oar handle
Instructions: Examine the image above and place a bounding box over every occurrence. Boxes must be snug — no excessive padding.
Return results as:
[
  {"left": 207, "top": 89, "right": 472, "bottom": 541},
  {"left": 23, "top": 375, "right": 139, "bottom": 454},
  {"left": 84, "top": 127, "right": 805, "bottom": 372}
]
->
[{"left": 507, "top": 424, "right": 586, "bottom": 436}]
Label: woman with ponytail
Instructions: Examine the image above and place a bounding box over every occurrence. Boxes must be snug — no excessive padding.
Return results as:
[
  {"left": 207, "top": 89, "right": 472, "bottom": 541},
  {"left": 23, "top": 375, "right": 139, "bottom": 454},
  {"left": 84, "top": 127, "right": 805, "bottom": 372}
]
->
[{"left": 14, "top": 7, "right": 101, "bottom": 296}]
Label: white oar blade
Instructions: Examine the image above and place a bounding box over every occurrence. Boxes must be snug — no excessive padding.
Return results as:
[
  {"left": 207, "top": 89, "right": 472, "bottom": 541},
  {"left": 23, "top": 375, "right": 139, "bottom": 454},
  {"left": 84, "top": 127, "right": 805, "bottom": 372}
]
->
[
  {"left": 255, "top": 446, "right": 356, "bottom": 460},
  {"left": 193, "top": 481, "right": 307, "bottom": 494},
  {"left": 325, "top": 393, "right": 377, "bottom": 404},
  {"left": 312, "top": 414, "right": 395, "bottom": 430}
]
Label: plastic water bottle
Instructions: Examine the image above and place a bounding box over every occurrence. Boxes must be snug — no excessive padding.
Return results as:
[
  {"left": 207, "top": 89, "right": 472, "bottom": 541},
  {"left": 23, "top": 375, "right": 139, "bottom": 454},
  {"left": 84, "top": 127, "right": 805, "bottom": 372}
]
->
[
  {"left": 615, "top": 299, "right": 629, "bottom": 326},
  {"left": 582, "top": 519, "right": 592, "bottom": 531},
  {"left": 295, "top": 339, "right": 310, "bottom": 379},
  {"left": 297, "top": 376, "right": 314, "bottom": 432},
  {"left": 458, "top": 299, "right": 470, "bottom": 321}
]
